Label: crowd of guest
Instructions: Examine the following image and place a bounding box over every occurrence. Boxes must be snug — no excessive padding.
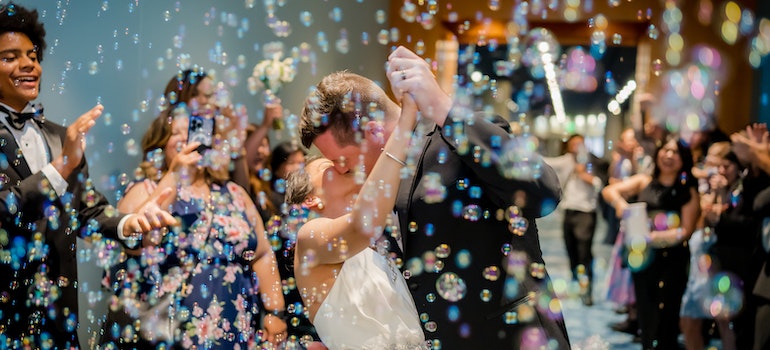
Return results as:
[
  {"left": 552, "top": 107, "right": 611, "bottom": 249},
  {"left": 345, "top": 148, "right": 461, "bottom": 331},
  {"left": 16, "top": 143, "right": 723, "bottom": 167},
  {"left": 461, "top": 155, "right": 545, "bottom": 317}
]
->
[{"left": 4, "top": 4, "right": 770, "bottom": 349}]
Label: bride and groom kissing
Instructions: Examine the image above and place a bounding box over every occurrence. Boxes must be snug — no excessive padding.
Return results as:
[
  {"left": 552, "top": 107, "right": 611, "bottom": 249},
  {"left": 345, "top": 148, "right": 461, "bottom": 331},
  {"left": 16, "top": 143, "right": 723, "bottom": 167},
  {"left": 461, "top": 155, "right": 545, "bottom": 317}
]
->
[{"left": 287, "top": 46, "right": 571, "bottom": 350}]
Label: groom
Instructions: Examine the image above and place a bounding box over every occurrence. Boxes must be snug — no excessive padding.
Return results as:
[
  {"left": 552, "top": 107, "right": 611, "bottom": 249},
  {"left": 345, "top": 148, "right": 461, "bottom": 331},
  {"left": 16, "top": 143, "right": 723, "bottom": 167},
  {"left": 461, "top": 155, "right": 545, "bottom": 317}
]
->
[{"left": 300, "top": 47, "right": 570, "bottom": 349}]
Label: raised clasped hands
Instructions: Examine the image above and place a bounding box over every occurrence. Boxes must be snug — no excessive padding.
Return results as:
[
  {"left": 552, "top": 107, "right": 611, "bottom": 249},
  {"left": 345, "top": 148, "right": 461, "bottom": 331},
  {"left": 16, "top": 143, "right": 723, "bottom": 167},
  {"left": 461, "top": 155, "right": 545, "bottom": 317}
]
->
[{"left": 386, "top": 46, "right": 452, "bottom": 125}]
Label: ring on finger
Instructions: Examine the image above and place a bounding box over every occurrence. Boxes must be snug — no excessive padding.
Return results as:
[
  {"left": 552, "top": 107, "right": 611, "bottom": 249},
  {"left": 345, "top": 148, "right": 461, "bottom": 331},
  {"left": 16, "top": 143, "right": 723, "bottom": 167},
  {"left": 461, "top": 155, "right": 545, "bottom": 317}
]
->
[{"left": 400, "top": 70, "right": 407, "bottom": 81}]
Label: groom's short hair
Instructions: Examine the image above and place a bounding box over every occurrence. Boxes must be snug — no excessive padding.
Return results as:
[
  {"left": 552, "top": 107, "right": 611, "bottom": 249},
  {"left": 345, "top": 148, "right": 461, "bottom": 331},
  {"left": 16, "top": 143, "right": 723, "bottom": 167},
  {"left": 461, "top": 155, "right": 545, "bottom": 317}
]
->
[{"left": 300, "top": 71, "right": 398, "bottom": 149}]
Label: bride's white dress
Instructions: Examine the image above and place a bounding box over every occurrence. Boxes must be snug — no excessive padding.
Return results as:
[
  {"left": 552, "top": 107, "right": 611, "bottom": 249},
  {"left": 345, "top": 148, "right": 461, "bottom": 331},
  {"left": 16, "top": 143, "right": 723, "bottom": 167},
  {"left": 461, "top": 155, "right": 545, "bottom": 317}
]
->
[{"left": 312, "top": 248, "right": 427, "bottom": 350}]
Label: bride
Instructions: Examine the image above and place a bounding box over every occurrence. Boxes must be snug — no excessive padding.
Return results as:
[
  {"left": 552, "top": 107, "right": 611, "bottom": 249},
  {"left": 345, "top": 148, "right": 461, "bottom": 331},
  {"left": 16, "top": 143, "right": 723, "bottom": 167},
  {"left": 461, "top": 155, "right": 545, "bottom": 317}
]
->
[{"left": 285, "top": 95, "right": 426, "bottom": 350}]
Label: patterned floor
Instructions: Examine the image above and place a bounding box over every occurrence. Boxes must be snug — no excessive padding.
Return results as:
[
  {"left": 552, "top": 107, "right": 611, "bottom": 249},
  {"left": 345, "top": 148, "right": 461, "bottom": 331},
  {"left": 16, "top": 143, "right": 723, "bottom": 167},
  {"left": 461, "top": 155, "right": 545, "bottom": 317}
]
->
[{"left": 537, "top": 209, "right": 639, "bottom": 349}]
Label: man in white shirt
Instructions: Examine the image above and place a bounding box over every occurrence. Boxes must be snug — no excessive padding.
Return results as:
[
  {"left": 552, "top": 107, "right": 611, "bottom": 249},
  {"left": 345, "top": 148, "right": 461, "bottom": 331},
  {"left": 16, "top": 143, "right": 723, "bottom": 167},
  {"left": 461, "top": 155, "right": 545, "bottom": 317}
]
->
[
  {"left": 0, "top": 4, "right": 176, "bottom": 348},
  {"left": 545, "top": 134, "right": 608, "bottom": 306}
]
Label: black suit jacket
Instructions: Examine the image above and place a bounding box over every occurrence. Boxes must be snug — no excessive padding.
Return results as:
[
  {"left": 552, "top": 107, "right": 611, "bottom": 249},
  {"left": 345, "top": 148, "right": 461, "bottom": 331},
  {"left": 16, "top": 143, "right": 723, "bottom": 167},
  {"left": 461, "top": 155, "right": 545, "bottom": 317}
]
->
[
  {"left": 0, "top": 120, "right": 124, "bottom": 348},
  {"left": 395, "top": 111, "right": 570, "bottom": 349},
  {"left": 753, "top": 186, "right": 770, "bottom": 300}
]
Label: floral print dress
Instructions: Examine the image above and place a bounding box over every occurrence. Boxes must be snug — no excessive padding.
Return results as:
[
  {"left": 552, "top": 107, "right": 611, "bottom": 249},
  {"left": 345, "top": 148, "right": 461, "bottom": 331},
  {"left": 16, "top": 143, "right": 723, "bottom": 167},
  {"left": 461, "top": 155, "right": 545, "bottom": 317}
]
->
[{"left": 129, "top": 181, "right": 262, "bottom": 349}]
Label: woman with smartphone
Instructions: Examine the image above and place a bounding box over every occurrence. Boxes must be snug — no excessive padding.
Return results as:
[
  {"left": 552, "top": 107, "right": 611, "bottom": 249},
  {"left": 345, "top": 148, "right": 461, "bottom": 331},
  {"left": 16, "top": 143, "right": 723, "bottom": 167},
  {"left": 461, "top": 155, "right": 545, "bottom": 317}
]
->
[{"left": 100, "top": 69, "right": 288, "bottom": 349}]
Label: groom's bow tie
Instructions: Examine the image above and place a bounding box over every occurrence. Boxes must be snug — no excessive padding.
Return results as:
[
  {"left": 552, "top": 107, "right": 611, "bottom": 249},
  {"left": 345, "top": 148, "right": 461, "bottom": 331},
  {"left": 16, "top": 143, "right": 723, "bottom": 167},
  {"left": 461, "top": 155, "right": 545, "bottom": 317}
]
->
[{"left": 0, "top": 104, "right": 44, "bottom": 130}]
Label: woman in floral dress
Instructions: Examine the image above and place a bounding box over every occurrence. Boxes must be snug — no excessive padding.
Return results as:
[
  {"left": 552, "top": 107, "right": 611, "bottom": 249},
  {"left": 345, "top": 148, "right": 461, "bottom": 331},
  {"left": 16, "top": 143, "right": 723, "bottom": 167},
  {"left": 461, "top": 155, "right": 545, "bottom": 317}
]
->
[{"left": 100, "top": 70, "right": 286, "bottom": 349}]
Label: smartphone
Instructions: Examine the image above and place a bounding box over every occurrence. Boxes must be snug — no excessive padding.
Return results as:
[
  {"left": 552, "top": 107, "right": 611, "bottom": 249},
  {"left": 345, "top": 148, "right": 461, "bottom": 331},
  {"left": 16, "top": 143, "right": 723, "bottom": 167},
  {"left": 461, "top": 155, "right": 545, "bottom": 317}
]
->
[{"left": 187, "top": 113, "right": 215, "bottom": 154}]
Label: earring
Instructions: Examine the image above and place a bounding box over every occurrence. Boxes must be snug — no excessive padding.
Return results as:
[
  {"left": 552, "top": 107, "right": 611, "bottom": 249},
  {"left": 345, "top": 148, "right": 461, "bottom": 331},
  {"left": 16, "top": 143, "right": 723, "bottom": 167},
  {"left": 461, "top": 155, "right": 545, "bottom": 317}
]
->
[{"left": 317, "top": 201, "right": 325, "bottom": 210}]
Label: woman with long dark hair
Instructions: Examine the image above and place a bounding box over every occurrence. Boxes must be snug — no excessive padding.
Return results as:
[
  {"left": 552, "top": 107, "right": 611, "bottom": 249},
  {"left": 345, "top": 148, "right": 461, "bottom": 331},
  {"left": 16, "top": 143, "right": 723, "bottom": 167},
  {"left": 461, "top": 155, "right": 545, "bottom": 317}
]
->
[{"left": 603, "top": 137, "right": 700, "bottom": 349}]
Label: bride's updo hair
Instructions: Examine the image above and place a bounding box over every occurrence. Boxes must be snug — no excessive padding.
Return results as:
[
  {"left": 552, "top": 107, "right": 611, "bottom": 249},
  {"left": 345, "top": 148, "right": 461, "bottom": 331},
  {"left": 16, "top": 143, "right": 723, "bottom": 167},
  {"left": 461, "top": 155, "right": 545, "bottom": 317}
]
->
[{"left": 285, "top": 156, "right": 324, "bottom": 206}]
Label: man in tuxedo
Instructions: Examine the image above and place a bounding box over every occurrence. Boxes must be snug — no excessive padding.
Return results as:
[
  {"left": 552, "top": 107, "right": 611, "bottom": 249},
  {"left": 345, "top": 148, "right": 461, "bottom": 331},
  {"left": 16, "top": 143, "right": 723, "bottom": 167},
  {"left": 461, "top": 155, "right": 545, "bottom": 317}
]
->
[
  {"left": 0, "top": 4, "right": 177, "bottom": 348},
  {"left": 300, "top": 47, "right": 570, "bottom": 349}
]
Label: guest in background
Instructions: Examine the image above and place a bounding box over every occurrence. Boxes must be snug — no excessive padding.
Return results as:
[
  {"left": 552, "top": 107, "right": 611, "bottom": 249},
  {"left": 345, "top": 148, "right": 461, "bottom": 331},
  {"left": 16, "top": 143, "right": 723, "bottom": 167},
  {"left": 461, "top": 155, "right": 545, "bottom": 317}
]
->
[
  {"left": 0, "top": 5, "right": 176, "bottom": 348},
  {"left": 679, "top": 141, "right": 729, "bottom": 350},
  {"left": 100, "top": 70, "right": 287, "bottom": 349},
  {"left": 730, "top": 123, "right": 770, "bottom": 350},
  {"left": 603, "top": 137, "right": 699, "bottom": 349},
  {"left": 268, "top": 141, "right": 306, "bottom": 209},
  {"left": 701, "top": 148, "right": 765, "bottom": 350},
  {"left": 544, "top": 134, "right": 608, "bottom": 306},
  {"left": 603, "top": 127, "right": 651, "bottom": 337}
]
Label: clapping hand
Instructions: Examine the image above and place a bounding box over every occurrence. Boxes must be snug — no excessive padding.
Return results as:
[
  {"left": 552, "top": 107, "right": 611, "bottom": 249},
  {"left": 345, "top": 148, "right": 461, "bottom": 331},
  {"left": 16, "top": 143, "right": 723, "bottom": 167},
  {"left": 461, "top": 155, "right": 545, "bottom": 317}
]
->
[{"left": 52, "top": 104, "right": 103, "bottom": 178}]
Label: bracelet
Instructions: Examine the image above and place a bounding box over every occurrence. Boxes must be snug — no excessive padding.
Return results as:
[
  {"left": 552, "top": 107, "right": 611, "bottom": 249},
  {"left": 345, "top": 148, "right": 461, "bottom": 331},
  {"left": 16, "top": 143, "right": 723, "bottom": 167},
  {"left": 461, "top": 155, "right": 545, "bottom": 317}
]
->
[
  {"left": 266, "top": 309, "right": 288, "bottom": 319},
  {"left": 382, "top": 149, "right": 407, "bottom": 167}
]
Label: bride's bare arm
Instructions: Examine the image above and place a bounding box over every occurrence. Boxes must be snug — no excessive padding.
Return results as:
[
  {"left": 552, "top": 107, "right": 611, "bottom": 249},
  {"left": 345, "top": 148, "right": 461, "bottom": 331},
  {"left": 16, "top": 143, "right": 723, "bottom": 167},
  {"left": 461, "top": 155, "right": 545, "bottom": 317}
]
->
[{"left": 297, "top": 95, "right": 418, "bottom": 265}]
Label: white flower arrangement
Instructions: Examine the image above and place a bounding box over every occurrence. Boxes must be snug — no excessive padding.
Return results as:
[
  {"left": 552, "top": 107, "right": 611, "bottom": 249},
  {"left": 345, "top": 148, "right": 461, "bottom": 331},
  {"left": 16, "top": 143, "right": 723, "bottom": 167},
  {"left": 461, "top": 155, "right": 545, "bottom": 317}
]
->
[{"left": 252, "top": 53, "right": 296, "bottom": 94}]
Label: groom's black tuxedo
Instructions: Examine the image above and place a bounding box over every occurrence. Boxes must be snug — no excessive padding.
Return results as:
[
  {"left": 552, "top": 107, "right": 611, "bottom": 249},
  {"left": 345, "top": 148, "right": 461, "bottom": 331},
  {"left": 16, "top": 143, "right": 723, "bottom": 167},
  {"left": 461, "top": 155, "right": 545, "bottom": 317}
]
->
[
  {"left": 395, "top": 111, "right": 570, "bottom": 349},
  {"left": 0, "top": 118, "right": 125, "bottom": 348}
]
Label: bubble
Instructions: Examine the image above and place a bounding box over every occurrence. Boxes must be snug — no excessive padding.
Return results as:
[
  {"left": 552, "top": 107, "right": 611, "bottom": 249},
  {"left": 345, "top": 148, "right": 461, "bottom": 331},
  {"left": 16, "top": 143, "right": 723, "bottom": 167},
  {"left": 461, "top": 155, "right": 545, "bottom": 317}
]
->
[
  {"left": 125, "top": 139, "right": 139, "bottom": 156},
  {"left": 375, "top": 10, "right": 387, "bottom": 24},
  {"left": 647, "top": 24, "right": 660, "bottom": 40},
  {"left": 390, "top": 28, "right": 400, "bottom": 43},
  {"left": 435, "top": 272, "right": 467, "bottom": 302},
  {"left": 424, "top": 321, "right": 438, "bottom": 333},
  {"left": 652, "top": 59, "right": 663, "bottom": 76},
  {"left": 377, "top": 29, "right": 389, "bottom": 45},
  {"left": 120, "top": 124, "right": 131, "bottom": 135},
  {"left": 504, "top": 310, "right": 519, "bottom": 324},
  {"left": 434, "top": 244, "right": 451, "bottom": 258},
  {"left": 400, "top": 2, "right": 418, "bottom": 22},
  {"left": 612, "top": 33, "right": 622, "bottom": 45},
  {"left": 88, "top": 61, "right": 99, "bottom": 75},
  {"left": 447, "top": 305, "right": 461, "bottom": 322},
  {"left": 427, "top": 0, "right": 438, "bottom": 15},
  {"left": 415, "top": 40, "right": 426, "bottom": 55},
  {"left": 462, "top": 204, "right": 482, "bottom": 222},
  {"left": 300, "top": 11, "right": 312, "bottom": 27},
  {"left": 455, "top": 249, "right": 472, "bottom": 269},
  {"left": 329, "top": 7, "right": 342, "bottom": 22},
  {"left": 426, "top": 293, "right": 436, "bottom": 303},
  {"left": 483, "top": 266, "right": 501, "bottom": 281}
]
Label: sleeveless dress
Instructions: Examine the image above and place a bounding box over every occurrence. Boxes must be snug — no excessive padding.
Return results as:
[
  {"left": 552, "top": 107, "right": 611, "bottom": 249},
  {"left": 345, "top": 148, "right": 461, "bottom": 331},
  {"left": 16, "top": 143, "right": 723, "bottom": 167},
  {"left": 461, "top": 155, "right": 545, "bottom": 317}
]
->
[
  {"left": 122, "top": 181, "right": 264, "bottom": 349},
  {"left": 632, "top": 179, "right": 692, "bottom": 349},
  {"left": 312, "top": 248, "right": 427, "bottom": 350}
]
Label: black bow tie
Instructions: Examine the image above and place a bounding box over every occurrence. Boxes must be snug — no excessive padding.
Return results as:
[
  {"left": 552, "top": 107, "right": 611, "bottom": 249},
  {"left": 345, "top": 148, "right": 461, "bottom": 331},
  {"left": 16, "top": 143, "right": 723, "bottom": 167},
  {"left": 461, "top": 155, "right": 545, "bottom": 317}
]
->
[{"left": 0, "top": 104, "right": 44, "bottom": 130}]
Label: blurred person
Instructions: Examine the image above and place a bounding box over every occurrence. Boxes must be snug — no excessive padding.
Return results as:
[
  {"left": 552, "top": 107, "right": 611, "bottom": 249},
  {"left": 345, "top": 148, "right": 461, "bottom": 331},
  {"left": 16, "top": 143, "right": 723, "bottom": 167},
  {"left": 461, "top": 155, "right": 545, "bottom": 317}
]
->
[
  {"left": 99, "top": 70, "right": 287, "bottom": 349},
  {"left": 730, "top": 123, "right": 770, "bottom": 350},
  {"left": 699, "top": 149, "right": 766, "bottom": 350},
  {"left": 679, "top": 141, "right": 729, "bottom": 350},
  {"left": 239, "top": 105, "right": 280, "bottom": 221},
  {"left": 544, "top": 134, "right": 608, "bottom": 306},
  {"left": 268, "top": 141, "right": 306, "bottom": 210},
  {"left": 602, "top": 128, "right": 651, "bottom": 336},
  {"left": 286, "top": 95, "right": 423, "bottom": 349},
  {"left": 602, "top": 137, "right": 699, "bottom": 349},
  {"left": 299, "top": 46, "right": 570, "bottom": 349},
  {"left": 605, "top": 128, "right": 652, "bottom": 244},
  {"left": 0, "top": 4, "right": 176, "bottom": 348}
]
